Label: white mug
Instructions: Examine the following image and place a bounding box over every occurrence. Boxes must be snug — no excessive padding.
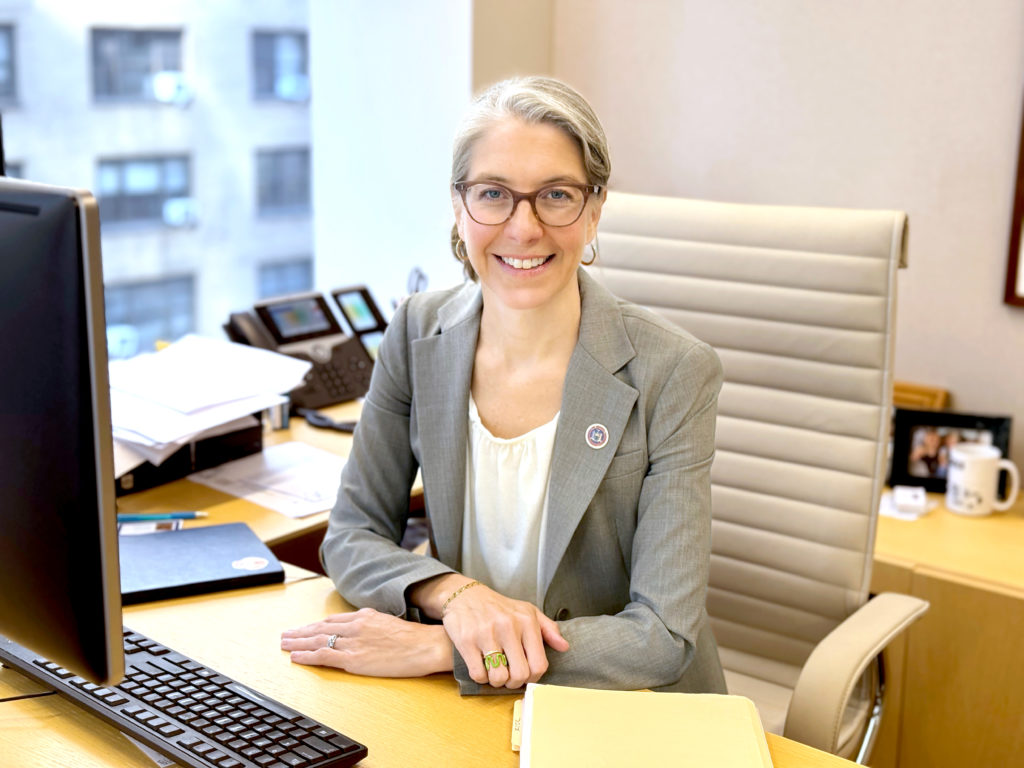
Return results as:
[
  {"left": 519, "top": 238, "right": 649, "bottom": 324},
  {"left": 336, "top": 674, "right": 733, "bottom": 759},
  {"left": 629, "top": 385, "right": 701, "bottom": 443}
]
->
[{"left": 945, "top": 443, "right": 1020, "bottom": 516}]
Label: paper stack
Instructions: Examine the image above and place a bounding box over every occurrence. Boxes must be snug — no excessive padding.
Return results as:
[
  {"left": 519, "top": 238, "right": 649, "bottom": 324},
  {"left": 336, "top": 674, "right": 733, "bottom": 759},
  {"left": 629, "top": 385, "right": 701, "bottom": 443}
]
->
[
  {"left": 108, "top": 335, "right": 311, "bottom": 478},
  {"left": 517, "top": 683, "right": 774, "bottom": 767}
]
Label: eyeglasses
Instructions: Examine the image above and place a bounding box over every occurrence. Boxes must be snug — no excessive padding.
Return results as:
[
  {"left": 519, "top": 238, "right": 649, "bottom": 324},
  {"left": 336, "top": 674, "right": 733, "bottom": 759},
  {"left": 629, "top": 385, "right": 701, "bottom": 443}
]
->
[{"left": 453, "top": 181, "right": 602, "bottom": 227}]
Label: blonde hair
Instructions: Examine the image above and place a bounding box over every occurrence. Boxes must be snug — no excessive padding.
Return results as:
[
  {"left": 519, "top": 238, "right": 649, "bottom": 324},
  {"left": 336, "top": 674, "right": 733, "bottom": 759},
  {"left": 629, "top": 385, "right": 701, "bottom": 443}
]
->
[{"left": 450, "top": 76, "right": 611, "bottom": 280}]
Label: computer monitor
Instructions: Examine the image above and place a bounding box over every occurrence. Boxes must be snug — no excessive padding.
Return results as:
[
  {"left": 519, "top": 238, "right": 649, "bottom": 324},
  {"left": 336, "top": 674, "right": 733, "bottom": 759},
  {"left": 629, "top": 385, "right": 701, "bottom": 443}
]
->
[{"left": 0, "top": 177, "right": 124, "bottom": 685}]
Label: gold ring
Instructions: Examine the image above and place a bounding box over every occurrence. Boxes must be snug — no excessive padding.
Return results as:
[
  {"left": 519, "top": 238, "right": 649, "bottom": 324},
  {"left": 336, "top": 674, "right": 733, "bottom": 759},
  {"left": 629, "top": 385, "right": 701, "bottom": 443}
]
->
[{"left": 483, "top": 650, "right": 507, "bottom": 669}]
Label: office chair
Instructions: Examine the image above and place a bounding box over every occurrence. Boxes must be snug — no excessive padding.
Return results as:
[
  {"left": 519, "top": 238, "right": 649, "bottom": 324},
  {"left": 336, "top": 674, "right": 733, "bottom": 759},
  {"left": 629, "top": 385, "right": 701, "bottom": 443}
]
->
[{"left": 590, "top": 191, "right": 928, "bottom": 762}]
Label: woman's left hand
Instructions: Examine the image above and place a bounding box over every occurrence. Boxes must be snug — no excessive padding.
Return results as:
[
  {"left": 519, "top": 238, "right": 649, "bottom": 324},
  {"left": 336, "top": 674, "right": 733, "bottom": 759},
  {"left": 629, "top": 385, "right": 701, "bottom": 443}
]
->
[{"left": 281, "top": 608, "right": 454, "bottom": 678}]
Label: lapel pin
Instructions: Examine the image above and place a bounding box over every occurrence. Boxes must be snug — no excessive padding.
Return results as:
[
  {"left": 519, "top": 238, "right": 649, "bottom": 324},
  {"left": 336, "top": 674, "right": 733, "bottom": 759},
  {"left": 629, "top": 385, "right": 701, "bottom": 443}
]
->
[{"left": 585, "top": 423, "right": 609, "bottom": 450}]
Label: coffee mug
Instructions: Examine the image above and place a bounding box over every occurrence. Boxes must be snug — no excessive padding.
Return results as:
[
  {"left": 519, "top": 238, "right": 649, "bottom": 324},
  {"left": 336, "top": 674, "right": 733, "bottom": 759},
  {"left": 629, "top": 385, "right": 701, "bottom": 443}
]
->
[{"left": 945, "top": 443, "right": 1020, "bottom": 516}]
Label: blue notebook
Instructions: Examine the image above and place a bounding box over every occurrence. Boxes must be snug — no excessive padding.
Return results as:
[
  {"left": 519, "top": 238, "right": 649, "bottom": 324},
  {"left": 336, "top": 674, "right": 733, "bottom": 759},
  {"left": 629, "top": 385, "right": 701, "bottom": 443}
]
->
[{"left": 119, "top": 522, "right": 285, "bottom": 605}]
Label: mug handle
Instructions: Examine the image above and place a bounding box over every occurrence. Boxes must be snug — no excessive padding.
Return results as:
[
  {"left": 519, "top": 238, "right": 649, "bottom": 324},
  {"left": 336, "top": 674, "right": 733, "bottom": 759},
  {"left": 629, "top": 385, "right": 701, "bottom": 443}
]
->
[{"left": 994, "top": 459, "right": 1020, "bottom": 511}]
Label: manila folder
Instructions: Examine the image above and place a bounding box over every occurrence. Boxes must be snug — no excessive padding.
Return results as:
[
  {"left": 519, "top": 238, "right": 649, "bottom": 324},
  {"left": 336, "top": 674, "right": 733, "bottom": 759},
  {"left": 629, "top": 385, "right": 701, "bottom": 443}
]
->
[{"left": 520, "top": 683, "right": 773, "bottom": 767}]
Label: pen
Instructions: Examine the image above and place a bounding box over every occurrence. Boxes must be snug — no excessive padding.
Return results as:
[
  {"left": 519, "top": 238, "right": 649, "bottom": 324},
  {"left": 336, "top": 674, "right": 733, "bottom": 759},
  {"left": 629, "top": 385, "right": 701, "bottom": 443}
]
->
[{"left": 117, "top": 511, "right": 208, "bottom": 522}]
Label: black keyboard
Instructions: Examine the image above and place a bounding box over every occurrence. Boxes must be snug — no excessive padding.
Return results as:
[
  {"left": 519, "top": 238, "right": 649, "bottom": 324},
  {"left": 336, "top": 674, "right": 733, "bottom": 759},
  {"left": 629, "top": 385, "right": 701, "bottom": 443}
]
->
[{"left": 0, "top": 628, "right": 367, "bottom": 768}]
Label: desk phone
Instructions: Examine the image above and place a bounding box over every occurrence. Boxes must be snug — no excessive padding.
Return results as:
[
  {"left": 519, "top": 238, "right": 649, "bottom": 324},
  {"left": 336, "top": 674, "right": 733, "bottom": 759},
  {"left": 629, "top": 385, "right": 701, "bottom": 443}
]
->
[{"left": 225, "top": 292, "right": 373, "bottom": 409}]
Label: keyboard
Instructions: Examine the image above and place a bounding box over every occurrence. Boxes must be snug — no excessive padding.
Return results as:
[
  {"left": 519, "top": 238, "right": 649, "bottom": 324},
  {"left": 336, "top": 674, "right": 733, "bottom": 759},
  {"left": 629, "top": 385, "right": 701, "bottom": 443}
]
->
[{"left": 0, "top": 628, "right": 368, "bottom": 768}]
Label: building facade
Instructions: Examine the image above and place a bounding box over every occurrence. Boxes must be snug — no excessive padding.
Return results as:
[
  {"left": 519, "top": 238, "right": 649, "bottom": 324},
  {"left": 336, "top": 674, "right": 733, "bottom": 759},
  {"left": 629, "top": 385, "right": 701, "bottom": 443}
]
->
[{"left": 0, "top": 0, "right": 312, "bottom": 357}]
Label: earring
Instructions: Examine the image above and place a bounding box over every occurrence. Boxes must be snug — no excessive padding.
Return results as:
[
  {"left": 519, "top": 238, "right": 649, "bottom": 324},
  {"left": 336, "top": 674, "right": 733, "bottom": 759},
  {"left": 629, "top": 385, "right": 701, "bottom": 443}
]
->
[
  {"left": 582, "top": 239, "right": 599, "bottom": 266},
  {"left": 455, "top": 238, "right": 469, "bottom": 263}
]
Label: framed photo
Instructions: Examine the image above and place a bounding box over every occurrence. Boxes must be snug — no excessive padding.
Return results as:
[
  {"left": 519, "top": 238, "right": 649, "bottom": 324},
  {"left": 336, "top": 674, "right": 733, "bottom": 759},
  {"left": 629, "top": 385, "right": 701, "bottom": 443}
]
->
[{"left": 890, "top": 408, "right": 1013, "bottom": 493}]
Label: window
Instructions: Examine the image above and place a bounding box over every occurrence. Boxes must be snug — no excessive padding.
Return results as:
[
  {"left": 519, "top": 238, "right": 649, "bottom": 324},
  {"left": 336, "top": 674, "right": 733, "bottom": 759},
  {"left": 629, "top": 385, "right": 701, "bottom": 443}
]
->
[
  {"left": 92, "top": 28, "right": 182, "bottom": 101},
  {"left": 253, "top": 31, "right": 309, "bottom": 101},
  {"left": 258, "top": 257, "right": 313, "bottom": 299},
  {"left": 256, "top": 147, "right": 310, "bottom": 214},
  {"left": 105, "top": 275, "right": 195, "bottom": 358},
  {"left": 0, "top": 25, "right": 14, "bottom": 101},
  {"left": 4, "top": 161, "right": 22, "bottom": 178},
  {"left": 97, "top": 155, "right": 189, "bottom": 223}
]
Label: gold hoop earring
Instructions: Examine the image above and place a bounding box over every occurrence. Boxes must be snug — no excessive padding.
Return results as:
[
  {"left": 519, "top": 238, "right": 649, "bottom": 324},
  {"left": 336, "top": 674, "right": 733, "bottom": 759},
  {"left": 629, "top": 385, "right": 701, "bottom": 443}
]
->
[
  {"left": 455, "top": 238, "right": 469, "bottom": 264},
  {"left": 582, "top": 239, "right": 598, "bottom": 266}
]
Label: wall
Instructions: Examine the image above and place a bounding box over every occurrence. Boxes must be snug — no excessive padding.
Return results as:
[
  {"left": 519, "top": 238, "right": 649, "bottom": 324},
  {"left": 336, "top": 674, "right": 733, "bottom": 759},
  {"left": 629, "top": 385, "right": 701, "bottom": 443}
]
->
[
  {"left": 551, "top": 0, "right": 1024, "bottom": 466},
  {"left": 309, "top": 0, "right": 471, "bottom": 313},
  {"left": 471, "top": 0, "right": 551, "bottom": 93}
]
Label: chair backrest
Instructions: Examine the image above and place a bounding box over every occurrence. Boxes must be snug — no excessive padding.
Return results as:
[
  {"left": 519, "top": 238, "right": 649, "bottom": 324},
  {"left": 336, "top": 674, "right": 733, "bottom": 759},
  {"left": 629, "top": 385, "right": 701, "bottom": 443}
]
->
[{"left": 591, "top": 191, "right": 907, "bottom": 692}]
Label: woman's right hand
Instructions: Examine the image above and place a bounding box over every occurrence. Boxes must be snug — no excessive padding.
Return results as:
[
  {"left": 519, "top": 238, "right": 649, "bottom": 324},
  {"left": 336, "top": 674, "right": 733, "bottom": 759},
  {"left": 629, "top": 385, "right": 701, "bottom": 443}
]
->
[{"left": 411, "top": 575, "right": 569, "bottom": 689}]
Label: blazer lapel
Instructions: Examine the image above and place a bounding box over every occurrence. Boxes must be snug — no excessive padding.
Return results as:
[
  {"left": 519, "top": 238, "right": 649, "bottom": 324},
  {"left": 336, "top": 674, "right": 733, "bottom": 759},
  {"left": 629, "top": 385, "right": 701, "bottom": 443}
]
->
[
  {"left": 540, "top": 270, "right": 638, "bottom": 597},
  {"left": 411, "top": 283, "right": 482, "bottom": 569}
]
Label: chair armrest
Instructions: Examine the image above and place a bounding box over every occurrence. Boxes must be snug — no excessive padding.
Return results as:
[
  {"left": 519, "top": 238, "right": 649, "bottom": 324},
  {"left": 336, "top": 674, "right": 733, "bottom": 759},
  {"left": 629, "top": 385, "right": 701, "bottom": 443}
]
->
[{"left": 783, "top": 592, "right": 928, "bottom": 754}]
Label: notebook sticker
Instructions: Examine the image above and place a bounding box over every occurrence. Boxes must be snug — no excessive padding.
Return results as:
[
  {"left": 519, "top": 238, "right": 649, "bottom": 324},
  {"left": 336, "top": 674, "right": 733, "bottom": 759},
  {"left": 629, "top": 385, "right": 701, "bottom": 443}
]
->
[{"left": 232, "top": 556, "right": 270, "bottom": 571}]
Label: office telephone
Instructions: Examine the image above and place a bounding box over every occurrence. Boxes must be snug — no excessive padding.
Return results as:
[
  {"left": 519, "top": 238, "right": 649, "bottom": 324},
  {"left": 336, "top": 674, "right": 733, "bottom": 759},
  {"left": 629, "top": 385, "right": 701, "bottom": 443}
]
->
[{"left": 224, "top": 291, "right": 374, "bottom": 409}]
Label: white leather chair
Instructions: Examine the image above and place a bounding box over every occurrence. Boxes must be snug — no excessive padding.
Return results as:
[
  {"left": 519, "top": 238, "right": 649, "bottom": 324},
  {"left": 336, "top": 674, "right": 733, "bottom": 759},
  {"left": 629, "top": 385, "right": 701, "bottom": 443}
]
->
[{"left": 590, "top": 191, "right": 928, "bottom": 762}]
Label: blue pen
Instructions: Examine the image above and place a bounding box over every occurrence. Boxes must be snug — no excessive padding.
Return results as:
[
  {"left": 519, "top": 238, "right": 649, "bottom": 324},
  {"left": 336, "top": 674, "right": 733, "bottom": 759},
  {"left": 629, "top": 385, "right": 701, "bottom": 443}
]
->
[{"left": 117, "top": 511, "right": 208, "bottom": 522}]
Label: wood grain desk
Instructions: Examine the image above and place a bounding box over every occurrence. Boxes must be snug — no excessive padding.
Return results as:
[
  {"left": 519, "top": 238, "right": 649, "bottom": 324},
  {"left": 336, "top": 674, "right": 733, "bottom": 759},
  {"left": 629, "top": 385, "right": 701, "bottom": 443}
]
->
[
  {"left": 0, "top": 576, "right": 856, "bottom": 767},
  {"left": 869, "top": 496, "right": 1024, "bottom": 768}
]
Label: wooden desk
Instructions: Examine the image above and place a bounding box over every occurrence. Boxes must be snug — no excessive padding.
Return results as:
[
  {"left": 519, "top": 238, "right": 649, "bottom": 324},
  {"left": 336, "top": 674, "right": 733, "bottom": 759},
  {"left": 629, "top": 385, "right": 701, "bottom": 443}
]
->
[
  {"left": 0, "top": 577, "right": 855, "bottom": 767},
  {"left": 869, "top": 497, "right": 1024, "bottom": 768},
  {"left": 114, "top": 402, "right": 424, "bottom": 571}
]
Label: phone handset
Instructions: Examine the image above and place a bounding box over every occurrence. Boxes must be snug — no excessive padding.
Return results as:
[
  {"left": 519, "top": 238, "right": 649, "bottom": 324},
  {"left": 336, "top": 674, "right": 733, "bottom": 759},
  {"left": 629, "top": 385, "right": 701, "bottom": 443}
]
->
[{"left": 224, "top": 311, "right": 276, "bottom": 349}]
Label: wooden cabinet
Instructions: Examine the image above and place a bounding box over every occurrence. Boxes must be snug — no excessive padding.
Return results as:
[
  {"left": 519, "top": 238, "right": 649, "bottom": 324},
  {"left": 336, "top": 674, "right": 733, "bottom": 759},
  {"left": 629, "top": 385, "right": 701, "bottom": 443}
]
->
[{"left": 868, "top": 498, "right": 1024, "bottom": 767}]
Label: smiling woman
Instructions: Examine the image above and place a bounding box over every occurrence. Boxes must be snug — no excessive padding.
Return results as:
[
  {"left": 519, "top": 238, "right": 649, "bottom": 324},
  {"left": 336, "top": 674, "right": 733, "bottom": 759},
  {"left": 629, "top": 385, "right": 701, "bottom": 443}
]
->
[{"left": 282, "top": 76, "right": 726, "bottom": 699}]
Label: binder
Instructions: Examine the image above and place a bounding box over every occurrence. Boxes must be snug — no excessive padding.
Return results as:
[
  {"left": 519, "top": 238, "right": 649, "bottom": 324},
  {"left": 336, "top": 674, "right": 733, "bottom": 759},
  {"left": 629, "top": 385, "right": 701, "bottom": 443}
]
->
[
  {"left": 119, "top": 522, "right": 284, "bottom": 604},
  {"left": 518, "top": 683, "right": 774, "bottom": 767}
]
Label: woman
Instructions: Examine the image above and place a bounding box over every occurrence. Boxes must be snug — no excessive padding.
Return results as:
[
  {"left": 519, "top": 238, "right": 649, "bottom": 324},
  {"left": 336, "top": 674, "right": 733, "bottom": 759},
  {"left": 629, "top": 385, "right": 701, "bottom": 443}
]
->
[{"left": 281, "top": 76, "right": 725, "bottom": 695}]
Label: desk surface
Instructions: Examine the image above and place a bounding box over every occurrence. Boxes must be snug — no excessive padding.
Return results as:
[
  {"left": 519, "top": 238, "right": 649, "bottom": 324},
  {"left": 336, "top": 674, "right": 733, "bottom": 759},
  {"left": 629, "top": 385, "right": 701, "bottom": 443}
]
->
[
  {"left": 0, "top": 577, "right": 854, "bottom": 767},
  {"left": 875, "top": 494, "right": 1024, "bottom": 590}
]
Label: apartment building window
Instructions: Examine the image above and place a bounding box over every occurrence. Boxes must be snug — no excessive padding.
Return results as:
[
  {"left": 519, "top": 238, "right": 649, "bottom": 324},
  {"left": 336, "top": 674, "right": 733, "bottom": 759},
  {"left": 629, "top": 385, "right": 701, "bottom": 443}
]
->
[
  {"left": 253, "top": 31, "right": 309, "bottom": 101},
  {"left": 0, "top": 25, "right": 14, "bottom": 101},
  {"left": 256, "top": 147, "right": 310, "bottom": 214},
  {"left": 105, "top": 275, "right": 195, "bottom": 358},
  {"left": 258, "top": 257, "right": 313, "bottom": 299},
  {"left": 92, "top": 28, "right": 182, "bottom": 101},
  {"left": 97, "top": 155, "right": 189, "bottom": 223}
]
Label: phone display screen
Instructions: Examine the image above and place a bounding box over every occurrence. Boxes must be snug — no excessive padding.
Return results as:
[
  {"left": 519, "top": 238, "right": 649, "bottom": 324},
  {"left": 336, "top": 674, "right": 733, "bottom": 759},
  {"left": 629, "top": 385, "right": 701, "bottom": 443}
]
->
[
  {"left": 337, "top": 292, "right": 380, "bottom": 332},
  {"left": 358, "top": 331, "right": 384, "bottom": 361},
  {"left": 265, "top": 298, "right": 333, "bottom": 339}
]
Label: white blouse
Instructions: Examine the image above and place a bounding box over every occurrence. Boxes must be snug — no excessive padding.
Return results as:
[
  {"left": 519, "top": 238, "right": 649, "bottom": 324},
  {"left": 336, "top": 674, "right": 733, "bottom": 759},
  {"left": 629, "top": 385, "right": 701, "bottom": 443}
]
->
[{"left": 460, "top": 395, "right": 559, "bottom": 605}]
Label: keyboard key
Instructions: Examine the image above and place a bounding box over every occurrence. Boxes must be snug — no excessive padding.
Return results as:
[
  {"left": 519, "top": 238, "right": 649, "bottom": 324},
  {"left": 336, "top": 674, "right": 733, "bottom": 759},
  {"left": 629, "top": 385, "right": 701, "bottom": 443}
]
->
[
  {"left": 328, "top": 733, "right": 360, "bottom": 752},
  {"left": 303, "top": 735, "right": 340, "bottom": 756},
  {"left": 293, "top": 744, "right": 321, "bottom": 761}
]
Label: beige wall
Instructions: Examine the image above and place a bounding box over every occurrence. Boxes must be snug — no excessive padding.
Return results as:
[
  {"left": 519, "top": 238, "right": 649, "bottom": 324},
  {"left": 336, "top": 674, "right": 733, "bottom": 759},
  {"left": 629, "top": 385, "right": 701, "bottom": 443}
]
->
[
  {"left": 545, "top": 0, "right": 1024, "bottom": 466},
  {"left": 472, "top": 0, "right": 552, "bottom": 92}
]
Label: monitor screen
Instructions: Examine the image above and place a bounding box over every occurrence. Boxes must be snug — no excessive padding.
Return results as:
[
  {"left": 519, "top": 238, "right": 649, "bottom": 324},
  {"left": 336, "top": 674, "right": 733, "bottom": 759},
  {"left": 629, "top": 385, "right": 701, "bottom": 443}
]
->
[{"left": 0, "top": 178, "right": 123, "bottom": 685}]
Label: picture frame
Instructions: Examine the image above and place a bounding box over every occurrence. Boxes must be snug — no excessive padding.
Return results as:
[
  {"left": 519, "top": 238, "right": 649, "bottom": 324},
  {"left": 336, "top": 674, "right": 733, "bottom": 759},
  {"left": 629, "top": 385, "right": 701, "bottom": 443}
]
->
[
  {"left": 890, "top": 408, "right": 1013, "bottom": 493},
  {"left": 1006, "top": 91, "right": 1024, "bottom": 307}
]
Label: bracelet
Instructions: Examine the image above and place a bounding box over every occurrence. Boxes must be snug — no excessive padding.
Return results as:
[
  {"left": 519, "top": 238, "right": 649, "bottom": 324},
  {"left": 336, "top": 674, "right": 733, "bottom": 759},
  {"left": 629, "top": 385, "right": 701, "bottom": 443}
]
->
[{"left": 441, "top": 580, "right": 481, "bottom": 616}]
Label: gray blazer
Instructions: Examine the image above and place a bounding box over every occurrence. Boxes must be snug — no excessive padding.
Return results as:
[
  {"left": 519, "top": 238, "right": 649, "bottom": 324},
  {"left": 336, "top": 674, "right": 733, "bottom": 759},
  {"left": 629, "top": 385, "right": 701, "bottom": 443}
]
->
[{"left": 321, "top": 268, "right": 726, "bottom": 695}]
